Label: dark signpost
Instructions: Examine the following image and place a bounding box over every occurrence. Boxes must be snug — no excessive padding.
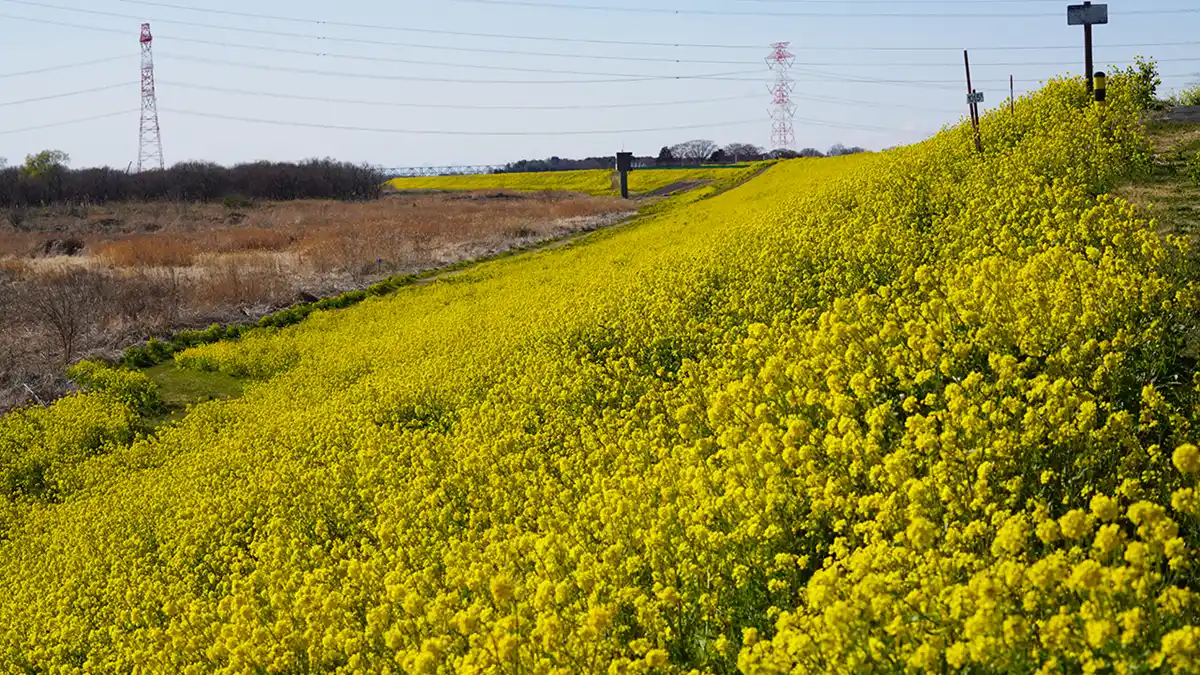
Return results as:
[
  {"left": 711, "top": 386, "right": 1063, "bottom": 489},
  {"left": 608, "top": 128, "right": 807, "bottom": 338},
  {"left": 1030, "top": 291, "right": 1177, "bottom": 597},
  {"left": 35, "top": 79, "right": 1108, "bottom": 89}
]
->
[
  {"left": 616, "top": 152, "right": 634, "bottom": 199},
  {"left": 1067, "top": 2, "right": 1108, "bottom": 94}
]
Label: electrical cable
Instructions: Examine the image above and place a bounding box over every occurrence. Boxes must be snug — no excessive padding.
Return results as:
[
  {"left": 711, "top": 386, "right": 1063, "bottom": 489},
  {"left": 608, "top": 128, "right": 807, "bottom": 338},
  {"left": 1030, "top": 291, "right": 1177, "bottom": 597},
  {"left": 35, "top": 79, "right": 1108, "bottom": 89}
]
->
[
  {"left": 154, "top": 53, "right": 765, "bottom": 85},
  {"left": 0, "top": 82, "right": 133, "bottom": 106},
  {"left": 0, "top": 110, "right": 137, "bottom": 135},
  {"left": 160, "top": 108, "right": 773, "bottom": 135},
  {"left": 158, "top": 81, "right": 761, "bottom": 110},
  {"left": 0, "top": 54, "right": 133, "bottom": 78},
  {"left": 447, "top": 0, "right": 1200, "bottom": 19},
  {"left": 106, "top": 0, "right": 1200, "bottom": 52}
]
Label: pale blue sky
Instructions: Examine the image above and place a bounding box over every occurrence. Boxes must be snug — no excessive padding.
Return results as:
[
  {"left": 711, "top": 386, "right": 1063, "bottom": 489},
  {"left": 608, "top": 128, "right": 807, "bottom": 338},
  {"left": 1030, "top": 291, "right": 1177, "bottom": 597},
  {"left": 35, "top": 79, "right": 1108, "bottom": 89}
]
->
[{"left": 0, "top": 0, "right": 1196, "bottom": 169}]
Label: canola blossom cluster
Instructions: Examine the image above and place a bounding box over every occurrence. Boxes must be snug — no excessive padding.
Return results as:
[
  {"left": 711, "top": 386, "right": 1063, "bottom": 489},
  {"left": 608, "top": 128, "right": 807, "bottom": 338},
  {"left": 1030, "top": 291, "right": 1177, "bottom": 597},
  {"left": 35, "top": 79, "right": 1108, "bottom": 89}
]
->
[
  {"left": 386, "top": 164, "right": 770, "bottom": 197},
  {"left": 1, "top": 77, "right": 1198, "bottom": 673}
]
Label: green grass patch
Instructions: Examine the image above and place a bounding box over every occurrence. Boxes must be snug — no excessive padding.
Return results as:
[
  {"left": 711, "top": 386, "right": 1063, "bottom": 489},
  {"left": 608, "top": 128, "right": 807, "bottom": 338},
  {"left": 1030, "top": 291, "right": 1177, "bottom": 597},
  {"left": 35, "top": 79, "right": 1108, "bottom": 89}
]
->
[
  {"left": 142, "top": 362, "right": 245, "bottom": 427},
  {"left": 1116, "top": 122, "right": 1200, "bottom": 236}
]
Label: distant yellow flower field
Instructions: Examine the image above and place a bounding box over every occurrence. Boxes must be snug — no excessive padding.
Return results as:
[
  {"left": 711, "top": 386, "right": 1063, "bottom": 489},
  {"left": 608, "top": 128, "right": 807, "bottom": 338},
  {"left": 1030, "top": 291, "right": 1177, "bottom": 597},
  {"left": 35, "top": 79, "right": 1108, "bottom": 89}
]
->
[{"left": 387, "top": 163, "right": 773, "bottom": 196}]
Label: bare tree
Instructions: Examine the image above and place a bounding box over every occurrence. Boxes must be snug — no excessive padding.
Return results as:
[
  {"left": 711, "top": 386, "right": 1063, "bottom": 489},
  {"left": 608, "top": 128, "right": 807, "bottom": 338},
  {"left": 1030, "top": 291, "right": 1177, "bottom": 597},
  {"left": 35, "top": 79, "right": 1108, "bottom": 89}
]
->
[
  {"left": 22, "top": 268, "right": 106, "bottom": 365},
  {"left": 827, "top": 144, "right": 867, "bottom": 157},
  {"left": 722, "top": 143, "right": 765, "bottom": 162},
  {"left": 670, "top": 139, "right": 719, "bottom": 164}
]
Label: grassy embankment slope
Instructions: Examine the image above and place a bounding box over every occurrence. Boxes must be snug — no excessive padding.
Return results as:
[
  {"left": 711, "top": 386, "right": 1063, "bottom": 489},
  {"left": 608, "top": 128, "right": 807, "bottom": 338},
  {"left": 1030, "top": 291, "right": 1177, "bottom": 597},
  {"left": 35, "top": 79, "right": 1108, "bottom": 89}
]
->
[
  {"left": 387, "top": 163, "right": 772, "bottom": 197},
  {"left": 1, "top": 77, "right": 1200, "bottom": 673}
]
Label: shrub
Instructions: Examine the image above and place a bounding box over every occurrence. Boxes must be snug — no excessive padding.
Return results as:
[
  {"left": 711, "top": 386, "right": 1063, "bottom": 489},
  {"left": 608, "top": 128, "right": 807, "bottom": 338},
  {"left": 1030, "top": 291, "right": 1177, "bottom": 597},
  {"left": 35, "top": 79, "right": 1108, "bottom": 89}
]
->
[
  {"left": 1173, "top": 85, "right": 1200, "bottom": 107},
  {"left": 1108, "top": 55, "right": 1161, "bottom": 110},
  {"left": 66, "top": 360, "right": 164, "bottom": 415}
]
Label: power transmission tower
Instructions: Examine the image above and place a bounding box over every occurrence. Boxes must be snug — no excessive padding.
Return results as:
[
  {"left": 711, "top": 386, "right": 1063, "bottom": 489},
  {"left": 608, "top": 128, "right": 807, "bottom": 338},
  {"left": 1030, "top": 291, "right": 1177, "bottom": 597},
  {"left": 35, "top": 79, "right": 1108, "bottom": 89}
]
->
[
  {"left": 138, "top": 22, "right": 164, "bottom": 172},
  {"left": 766, "top": 41, "right": 796, "bottom": 152}
]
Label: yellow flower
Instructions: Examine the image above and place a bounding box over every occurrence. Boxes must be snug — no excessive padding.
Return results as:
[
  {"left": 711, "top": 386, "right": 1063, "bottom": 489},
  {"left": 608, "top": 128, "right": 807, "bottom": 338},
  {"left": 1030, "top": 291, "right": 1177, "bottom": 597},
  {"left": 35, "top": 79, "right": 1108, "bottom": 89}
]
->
[
  {"left": 992, "top": 514, "right": 1029, "bottom": 557},
  {"left": 1173, "top": 488, "right": 1199, "bottom": 515},
  {"left": 1085, "top": 620, "right": 1116, "bottom": 649},
  {"left": 489, "top": 575, "right": 515, "bottom": 603},
  {"left": 1036, "top": 520, "right": 1061, "bottom": 545},
  {"left": 946, "top": 642, "right": 969, "bottom": 668},
  {"left": 1090, "top": 494, "right": 1120, "bottom": 522},
  {"left": 907, "top": 643, "right": 941, "bottom": 671},
  {"left": 1093, "top": 524, "right": 1124, "bottom": 558},
  {"left": 645, "top": 649, "right": 669, "bottom": 668},
  {"left": 1059, "top": 510, "right": 1094, "bottom": 540},
  {"left": 1068, "top": 559, "right": 1104, "bottom": 591},
  {"left": 1173, "top": 444, "right": 1200, "bottom": 474},
  {"left": 907, "top": 517, "right": 938, "bottom": 550}
]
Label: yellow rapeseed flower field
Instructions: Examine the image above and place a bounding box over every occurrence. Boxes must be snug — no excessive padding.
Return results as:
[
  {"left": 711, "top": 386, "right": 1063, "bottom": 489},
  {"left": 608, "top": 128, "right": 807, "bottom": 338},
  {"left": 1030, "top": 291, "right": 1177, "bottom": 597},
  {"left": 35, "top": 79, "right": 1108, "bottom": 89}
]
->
[
  {"left": 387, "top": 164, "right": 772, "bottom": 197},
  {"left": 1, "top": 74, "right": 1198, "bottom": 673}
]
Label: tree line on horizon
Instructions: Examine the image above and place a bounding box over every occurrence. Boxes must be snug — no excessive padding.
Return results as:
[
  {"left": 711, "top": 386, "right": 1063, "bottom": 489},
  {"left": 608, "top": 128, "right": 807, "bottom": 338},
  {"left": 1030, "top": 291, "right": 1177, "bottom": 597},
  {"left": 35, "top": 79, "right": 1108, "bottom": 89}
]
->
[
  {"left": 0, "top": 139, "right": 870, "bottom": 211},
  {"left": 0, "top": 151, "right": 386, "bottom": 213},
  {"left": 495, "top": 139, "right": 868, "bottom": 173}
]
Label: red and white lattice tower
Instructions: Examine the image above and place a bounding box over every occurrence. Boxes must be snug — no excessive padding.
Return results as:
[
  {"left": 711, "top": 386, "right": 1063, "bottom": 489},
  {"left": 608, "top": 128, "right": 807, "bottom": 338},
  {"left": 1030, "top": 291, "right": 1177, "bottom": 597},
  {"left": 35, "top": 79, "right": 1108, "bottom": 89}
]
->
[
  {"left": 137, "top": 22, "right": 164, "bottom": 172},
  {"left": 766, "top": 41, "right": 796, "bottom": 151}
]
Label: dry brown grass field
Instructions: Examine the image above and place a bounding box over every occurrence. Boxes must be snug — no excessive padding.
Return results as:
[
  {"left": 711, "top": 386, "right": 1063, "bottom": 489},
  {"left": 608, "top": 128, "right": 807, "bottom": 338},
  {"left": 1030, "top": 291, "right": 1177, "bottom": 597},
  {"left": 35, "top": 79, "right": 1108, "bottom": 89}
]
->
[{"left": 0, "top": 191, "right": 634, "bottom": 410}]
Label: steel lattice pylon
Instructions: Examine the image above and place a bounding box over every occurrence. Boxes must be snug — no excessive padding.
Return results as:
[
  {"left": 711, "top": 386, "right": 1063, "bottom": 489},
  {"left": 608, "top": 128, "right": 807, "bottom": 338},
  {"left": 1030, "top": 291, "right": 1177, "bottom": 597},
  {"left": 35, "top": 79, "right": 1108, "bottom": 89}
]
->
[
  {"left": 137, "top": 23, "right": 164, "bottom": 172},
  {"left": 766, "top": 41, "right": 796, "bottom": 152}
]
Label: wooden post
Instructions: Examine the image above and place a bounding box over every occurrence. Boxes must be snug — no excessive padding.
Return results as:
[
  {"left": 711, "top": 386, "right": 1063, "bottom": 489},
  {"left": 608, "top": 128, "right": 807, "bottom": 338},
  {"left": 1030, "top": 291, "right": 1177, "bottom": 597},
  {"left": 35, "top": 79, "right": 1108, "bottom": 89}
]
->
[
  {"left": 1010, "top": 75, "right": 1015, "bottom": 114},
  {"left": 964, "top": 50, "right": 983, "bottom": 153}
]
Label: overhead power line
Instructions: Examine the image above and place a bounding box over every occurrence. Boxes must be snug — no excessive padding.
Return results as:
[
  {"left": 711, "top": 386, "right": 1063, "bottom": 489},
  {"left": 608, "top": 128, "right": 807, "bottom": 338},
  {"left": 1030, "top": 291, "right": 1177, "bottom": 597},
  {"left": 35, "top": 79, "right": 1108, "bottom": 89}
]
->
[
  {"left": 7, "top": 0, "right": 1200, "bottom": 67},
  {"left": 155, "top": 36, "right": 762, "bottom": 77},
  {"left": 139, "top": 22, "right": 1200, "bottom": 72},
  {"left": 162, "top": 108, "right": 925, "bottom": 135},
  {"left": 152, "top": 52, "right": 1044, "bottom": 89},
  {"left": 0, "top": 1, "right": 764, "bottom": 65},
  {"left": 161, "top": 108, "right": 774, "bottom": 136},
  {"left": 0, "top": 54, "right": 133, "bottom": 78},
  {"left": 728, "top": 0, "right": 1108, "bottom": 4},
  {"left": 5, "top": 7, "right": 1199, "bottom": 74},
  {"left": 159, "top": 81, "right": 760, "bottom": 110},
  {"left": 104, "top": 0, "right": 1200, "bottom": 52},
  {"left": 160, "top": 79, "right": 972, "bottom": 115},
  {"left": 446, "top": 0, "right": 1200, "bottom": 18},
  {"left": 155, "top": 78, "right": 967, "bottom": 114},
  {"left": 0, "top": 82, "right": 133, "bottom": 106},
  {"left": 154, "top": 53, "right": 765, "bottom": 85},
  {"left": 19, "top": 0, "right": 756, "bottom": 49},
  {"left": 0, "top": 110, "right": 137, "bottom": 136}
]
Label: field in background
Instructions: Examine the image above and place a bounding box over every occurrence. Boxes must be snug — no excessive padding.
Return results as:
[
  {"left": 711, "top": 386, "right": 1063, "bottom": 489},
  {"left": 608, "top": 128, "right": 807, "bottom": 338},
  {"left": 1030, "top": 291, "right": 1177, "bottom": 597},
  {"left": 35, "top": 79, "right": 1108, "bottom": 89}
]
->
[
  {"left": 387, "top": 162, "right": 772, "bottom": 196},
  {"left": 0, "top": 191, "right": 634, "bottom": 410}
]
